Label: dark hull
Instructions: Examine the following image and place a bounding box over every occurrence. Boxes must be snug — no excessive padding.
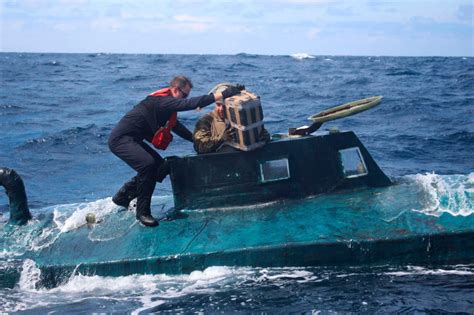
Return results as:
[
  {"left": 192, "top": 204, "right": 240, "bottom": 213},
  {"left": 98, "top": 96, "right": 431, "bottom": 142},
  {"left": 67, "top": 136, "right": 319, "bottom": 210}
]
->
[{"left": 168, "top": 131, "right": 392, "bottom": 210}]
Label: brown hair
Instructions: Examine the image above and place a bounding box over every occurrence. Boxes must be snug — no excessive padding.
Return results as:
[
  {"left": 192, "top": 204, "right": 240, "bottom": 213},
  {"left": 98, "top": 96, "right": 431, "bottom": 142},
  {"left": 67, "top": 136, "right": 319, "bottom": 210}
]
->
[{"left": 170, "top": 76, "right": 193, "bottom": 89}]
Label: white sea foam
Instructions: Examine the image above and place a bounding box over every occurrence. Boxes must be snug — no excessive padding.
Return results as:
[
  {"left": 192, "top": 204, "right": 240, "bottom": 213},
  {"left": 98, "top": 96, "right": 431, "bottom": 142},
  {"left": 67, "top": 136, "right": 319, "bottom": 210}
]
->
[
  {"left": 132, "top": 297, "right": 166, "bottom": 315},
  {"left": 25, "top": 198, "right": 120, "bottom": 251},
  {"left": 408, "top": 172, "right": 474, "bottom": 217},
  {"left": 5, "top": 265, "right": 318, "bottom": 313},
  {"left": 18, "top": 259, "right": 42, "bottom": 291},
  {"left": 385, "top": 265, "right": 474, "bottom": 276},
  {"left": 3, "top": 196, "right": 176, "bottom": 257},
  {"left": 54, "top": 197, "right": 118, "bottom": 233},
  {"left": 256, "top": 268, "right": 320, "bottom": 284},
  {"left": 290, "top": 53, "right": 315, "bottom": 60},
  {"left": 6, "top": 263, "right": 474, "bottom": 313}
]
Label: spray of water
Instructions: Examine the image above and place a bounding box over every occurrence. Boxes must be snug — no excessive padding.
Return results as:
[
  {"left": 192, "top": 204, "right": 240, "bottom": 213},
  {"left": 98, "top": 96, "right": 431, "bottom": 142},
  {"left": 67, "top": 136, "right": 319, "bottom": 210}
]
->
[
  {"left": 6, "top": 261, "right": 473, "bottom": 314},
  {"left": 409, "top": 172, "right": 474, "bottom": 216}
]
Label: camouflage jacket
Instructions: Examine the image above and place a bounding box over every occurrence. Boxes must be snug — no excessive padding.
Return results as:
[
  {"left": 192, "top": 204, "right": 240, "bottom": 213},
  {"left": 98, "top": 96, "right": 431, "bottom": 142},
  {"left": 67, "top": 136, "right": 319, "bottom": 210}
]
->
[{"left": 193, "top": 112, "right": 271, "bottom": 154}]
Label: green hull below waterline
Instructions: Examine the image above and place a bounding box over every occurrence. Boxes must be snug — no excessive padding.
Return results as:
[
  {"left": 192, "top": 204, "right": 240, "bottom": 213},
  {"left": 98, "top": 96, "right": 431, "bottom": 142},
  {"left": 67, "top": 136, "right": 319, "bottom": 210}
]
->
[{"left": 31, "top": 189, "right": 474, "bottom": 287}]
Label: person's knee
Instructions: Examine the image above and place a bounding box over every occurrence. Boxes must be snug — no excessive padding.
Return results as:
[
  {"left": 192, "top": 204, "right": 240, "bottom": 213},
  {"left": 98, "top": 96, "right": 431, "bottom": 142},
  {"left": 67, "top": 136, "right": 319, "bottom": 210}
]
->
[{"left": 139, "top": 157, "right": 158, "bottom": 178}]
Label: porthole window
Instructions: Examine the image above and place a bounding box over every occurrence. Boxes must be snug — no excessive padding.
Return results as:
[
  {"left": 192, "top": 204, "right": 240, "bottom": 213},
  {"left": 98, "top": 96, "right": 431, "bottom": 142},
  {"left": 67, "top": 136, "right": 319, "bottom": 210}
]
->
[
  {"left": 260, "top": 158, "right": 290, "bottom": 183},
  {"left": 339, "top": 147, "right": 368, "bottom": 178}
]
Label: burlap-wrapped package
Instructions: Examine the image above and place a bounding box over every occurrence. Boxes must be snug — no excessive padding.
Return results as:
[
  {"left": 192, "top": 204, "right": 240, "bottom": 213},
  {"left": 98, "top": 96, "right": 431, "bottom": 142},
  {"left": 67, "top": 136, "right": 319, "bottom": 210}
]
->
[{"left": 224, "top": 90, "right": 266, "bottom": 151}]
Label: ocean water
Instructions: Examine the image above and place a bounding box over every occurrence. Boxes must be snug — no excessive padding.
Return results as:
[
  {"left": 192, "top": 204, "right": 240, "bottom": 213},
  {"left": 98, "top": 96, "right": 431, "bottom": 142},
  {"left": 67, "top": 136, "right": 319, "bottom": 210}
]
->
[{"left": 1, "top": 53, "right": 473, "bottom": 313}]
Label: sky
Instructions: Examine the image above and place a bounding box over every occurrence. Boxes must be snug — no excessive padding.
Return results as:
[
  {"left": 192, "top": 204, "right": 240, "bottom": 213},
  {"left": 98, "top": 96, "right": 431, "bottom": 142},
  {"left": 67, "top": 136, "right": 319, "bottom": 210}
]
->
[{"left": 0, "top": 0, "right": 473, "bottom": 56}]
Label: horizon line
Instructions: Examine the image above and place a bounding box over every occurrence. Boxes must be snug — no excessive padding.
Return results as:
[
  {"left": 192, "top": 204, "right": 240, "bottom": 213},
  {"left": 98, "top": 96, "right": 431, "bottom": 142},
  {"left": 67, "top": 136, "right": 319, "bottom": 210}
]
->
[{"left": 0, "top": 51, "right": 472, "bottom": 58}]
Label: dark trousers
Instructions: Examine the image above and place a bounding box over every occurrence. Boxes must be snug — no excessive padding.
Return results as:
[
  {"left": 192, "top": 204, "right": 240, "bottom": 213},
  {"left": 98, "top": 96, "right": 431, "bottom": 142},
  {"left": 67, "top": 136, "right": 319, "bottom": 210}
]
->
[{"left": 108, "top": 135, "right": 165, "bottom": 216}]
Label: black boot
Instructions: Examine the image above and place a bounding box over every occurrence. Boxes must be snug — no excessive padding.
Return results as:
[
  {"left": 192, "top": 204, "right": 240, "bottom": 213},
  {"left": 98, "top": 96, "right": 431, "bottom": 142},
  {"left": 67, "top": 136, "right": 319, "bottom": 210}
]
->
[
  {"left": 136, "top": 199, "right": 159, "bottom": 227},
  {"left": 137, "top": 213, "right": 159, "bottom": 227},
  {"left": 112, "top": 177, "right": 138, "bottom": 208}
]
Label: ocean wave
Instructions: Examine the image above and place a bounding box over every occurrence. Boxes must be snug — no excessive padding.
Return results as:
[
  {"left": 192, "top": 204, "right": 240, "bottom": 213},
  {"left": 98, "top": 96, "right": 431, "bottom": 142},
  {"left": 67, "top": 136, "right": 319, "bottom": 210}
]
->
[
  {"left": 8, "top": 263, "right": 317, "bottom": 312},
  {"left": 86, "top": 53, "right": 108, "bottom": 58},
  {"left": 23, "top": 124, "right": 109, "bottom": 149},
  {"left": 5, "top": 263, "right": 252, "bottom": 312},
  {"left": 147, "top": 56, "right": 168, "bottom": 64},
  {"left": 344, "top": 77, "right": 372, "bottom": 85},
  {"left": 445, "top": 131, "right": 474, "bottom": 143},
  {"left": 0, "top": 104, "right": 25, "bottom": 116},
  {"left": 235, "top": 53, "right": 260, "bottom": 58},
  {"left": 229, "top": 62, "right": 259, "bottom": 70},
  {"left": 1, "top": 200, "right": 118, "bottom": 261},
  {"left": 407, "top": 172, "right": 474, "bottom": 217},
  {"left": 41, "top": 61, "right": 62, "bottom": 66},
  {"left": 1, "top": 195, "right": 174, "bottom": 259},
  {"left": 114, "top": 75, "right": 149, "bottom": 83},
  {"left": 5, "top": 262, "right": 474, "bottom": 313},
  {"left": 384, "top": 265, "right": 474, "bottom": 277},
  {"left": 386, "top": 68, "right": 421, "bottom": 76},
  {"left": 456, "top": 73, "right": 474, "bottom": 88},
  {"left": 290, "top": 53, "right": 315, "bottom": 60}
]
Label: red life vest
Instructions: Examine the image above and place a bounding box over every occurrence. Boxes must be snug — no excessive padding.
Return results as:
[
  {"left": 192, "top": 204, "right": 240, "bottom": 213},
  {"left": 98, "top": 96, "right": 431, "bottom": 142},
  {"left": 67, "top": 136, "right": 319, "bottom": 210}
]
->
[
  {"left": 149, "top": 87, "right": 172, "bottom": 97},
  {"left": 148, "top": 88, "right": 177, "bottom": 150}
]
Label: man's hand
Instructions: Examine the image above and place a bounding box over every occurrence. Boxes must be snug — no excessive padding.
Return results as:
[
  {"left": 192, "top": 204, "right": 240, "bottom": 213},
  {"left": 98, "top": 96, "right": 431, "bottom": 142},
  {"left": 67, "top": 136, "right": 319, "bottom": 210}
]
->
[
  {"left": 222, "top": 84, "right": 245, "bottom": 99},
  {"left": 222, "top": 127, "right": 236, "bottom": 142}
]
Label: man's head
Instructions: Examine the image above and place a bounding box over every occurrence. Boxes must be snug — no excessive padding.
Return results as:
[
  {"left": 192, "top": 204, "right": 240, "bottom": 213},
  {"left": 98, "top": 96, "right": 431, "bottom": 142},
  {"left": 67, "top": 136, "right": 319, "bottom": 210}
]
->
[
  {"left": 170, "top": 76, "right": 193, "bottom": 99},
  {"left": 214, "top": 100, "right": 225, "bottom": 120},
  {"left": 211, "top": 84, "right": 233, "bottom": 120}
]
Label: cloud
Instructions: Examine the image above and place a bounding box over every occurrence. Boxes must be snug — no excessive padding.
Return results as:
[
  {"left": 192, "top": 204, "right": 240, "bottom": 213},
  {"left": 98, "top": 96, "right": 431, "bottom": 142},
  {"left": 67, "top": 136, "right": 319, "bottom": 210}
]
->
[
  {"left": 307, "top": 27, "right": 321, "bottom": 40},
  {"left": 184, "top": 22, "right": 210, "bottom": 32},
  {"left": 120, "top": 11, "right": 164, "bottom": 20},
  {"left": 221, "top": 25, "right": 254, "bottom": 33},
  {"left": 90, "top": 17, "right": 122, "bottom": 31},
  {"left": 1, "top": 20, "right": 25, "bottom": 32},
  {"left": 1, "top": 0, "right": 472, "bottom": 56},
  {"left": 168, "top": 14, "right": 215, "bottom": 32},
  {"left": 53, "top": 22, "right": 77, "bottom": 32},
  {"left": 57, "top": 0, "right": 88, "bottom": 4},
  {"left": 173, "top": 15, "right": 213, "bottom": 23},
  {"left": 326, "top": 6, "right": 354, "bottom": 16},
  {"left": 283, "top": 0, "right": 333, "bottom": 3},
  {"left": 457, "top": 4, "right": 473, "bottom": 21}
]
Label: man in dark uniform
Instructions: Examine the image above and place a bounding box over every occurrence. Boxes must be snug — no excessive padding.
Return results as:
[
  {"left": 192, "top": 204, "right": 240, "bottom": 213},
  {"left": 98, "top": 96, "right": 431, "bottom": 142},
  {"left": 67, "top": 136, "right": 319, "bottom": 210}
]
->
[{"left": 108, "top": 76, "right": 244, "bottom": 227}]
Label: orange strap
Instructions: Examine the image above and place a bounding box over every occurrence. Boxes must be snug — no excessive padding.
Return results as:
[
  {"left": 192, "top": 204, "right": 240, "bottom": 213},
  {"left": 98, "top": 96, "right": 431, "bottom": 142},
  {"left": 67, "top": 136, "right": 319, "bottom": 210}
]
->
[
  {"left": 149, "top": 87, "right": 172, "bottom": 97},
  {"left": 149, "top": 87, "right": 177, "bottom": 129},
  {"left": 166, "top": 112, "right": 177, "bottom": 130}
]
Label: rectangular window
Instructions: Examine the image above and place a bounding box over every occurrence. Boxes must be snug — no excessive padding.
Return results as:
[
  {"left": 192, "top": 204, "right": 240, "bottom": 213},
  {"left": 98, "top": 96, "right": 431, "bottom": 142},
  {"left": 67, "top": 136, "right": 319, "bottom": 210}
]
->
[
  {"left": 260, "top": 158, "right": 290, "bottom": 182},
  {"left": 339, "top": 147, "right": 368, "bottom": 178}
]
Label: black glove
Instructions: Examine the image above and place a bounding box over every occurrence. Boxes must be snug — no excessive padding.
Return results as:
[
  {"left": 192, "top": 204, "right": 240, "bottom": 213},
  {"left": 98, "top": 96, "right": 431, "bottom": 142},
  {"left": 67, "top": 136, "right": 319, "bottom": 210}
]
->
[
  {"left": 222, "top": 127, "right": 236, "bottom": 142},
  {"left": 221, "top": 84, "right": 245, "bottom": 99}
]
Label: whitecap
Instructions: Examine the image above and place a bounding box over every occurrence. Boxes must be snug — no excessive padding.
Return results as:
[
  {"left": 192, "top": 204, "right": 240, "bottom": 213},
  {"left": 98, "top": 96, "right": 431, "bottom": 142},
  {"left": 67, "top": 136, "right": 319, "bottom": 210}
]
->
[
  {"left": 52, "top": 197, "right": 119, "bottom": 233},
  {"left": 407, "top": 172, "right": 474, "bottom": 217},
  {"left": 385, "top": 265, "right": 474, "bottom": 276},
  {"left": 290, "top": 53, "right": 315, "bottom": 60},
  {"left": 18, "top": 259, "right": 42, "bottom": 291}
]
